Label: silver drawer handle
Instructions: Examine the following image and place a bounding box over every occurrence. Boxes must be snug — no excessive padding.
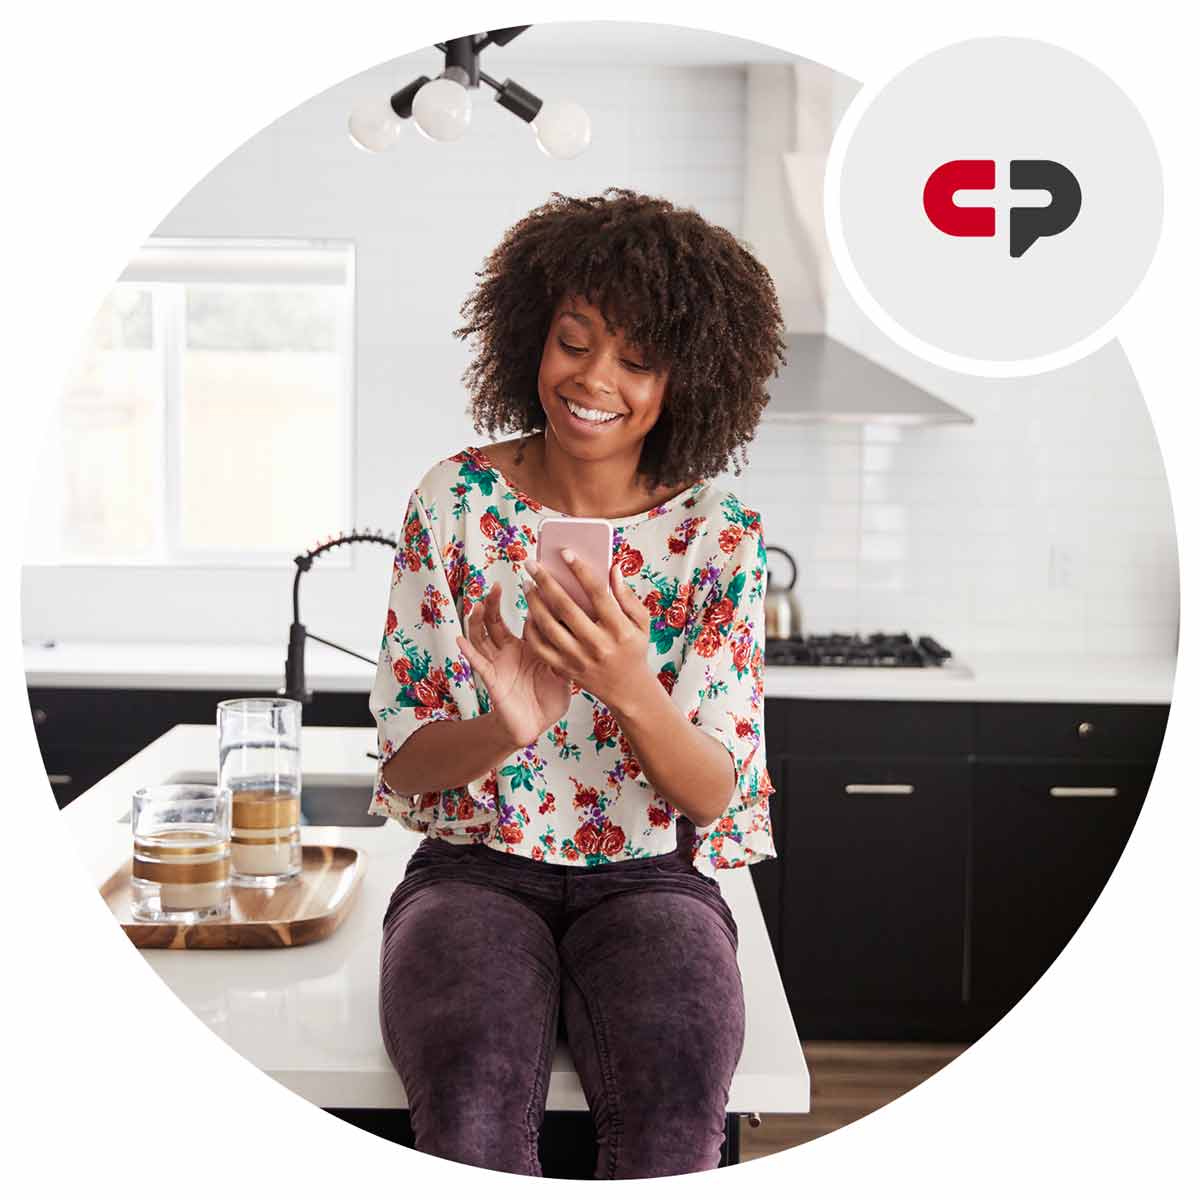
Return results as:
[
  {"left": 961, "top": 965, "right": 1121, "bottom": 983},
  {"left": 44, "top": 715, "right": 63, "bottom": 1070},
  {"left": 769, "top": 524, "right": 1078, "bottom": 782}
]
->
[
  {"left": 1050, "top": 786, "right": 1118, "bottom": 798},
  {"left": 47, "top": 774, "right": 73, "bottom": 786},
  {"left": 845, "top": 783, "right": 915, "bottom": 795}
]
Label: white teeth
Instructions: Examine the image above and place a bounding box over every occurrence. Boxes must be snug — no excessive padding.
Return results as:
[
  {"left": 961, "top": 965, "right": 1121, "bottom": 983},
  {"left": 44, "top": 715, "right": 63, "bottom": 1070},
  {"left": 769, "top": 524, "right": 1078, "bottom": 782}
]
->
[{"left": 565, "top": 398, "right": 621, "bottom": 424}]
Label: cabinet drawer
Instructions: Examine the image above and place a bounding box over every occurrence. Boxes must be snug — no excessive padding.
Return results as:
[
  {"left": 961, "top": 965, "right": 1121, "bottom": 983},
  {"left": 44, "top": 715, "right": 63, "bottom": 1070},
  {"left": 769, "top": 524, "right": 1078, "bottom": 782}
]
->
[
  {"left": 974, "top": 702, "right": 1169, "bottom": 762},
  {"left": 765, "top": 698, "right": 972, "bottom": 760}
]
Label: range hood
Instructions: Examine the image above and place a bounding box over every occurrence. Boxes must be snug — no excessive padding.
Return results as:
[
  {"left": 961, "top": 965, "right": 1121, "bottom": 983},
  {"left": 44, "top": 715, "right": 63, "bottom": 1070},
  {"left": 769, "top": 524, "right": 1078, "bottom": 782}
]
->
[
  {"left": 744, "top": 62, "right": 974, "bottom": 427},
  {"left": 763, "top": 333, "right": 974, "bottom": 425}
]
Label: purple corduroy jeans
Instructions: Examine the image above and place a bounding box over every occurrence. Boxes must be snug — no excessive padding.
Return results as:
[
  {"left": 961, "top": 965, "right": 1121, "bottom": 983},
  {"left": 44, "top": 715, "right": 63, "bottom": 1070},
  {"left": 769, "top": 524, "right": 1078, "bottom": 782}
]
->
[{"left": 377, "top": 827, "right": 745, "bottom": 1178}]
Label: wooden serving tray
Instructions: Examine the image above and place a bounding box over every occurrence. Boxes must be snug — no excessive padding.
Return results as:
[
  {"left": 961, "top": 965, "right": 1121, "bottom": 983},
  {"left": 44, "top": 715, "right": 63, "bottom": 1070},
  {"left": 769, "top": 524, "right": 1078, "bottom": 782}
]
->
[{"left": 101, "top": 844, "right": 366, "bottom": 950}]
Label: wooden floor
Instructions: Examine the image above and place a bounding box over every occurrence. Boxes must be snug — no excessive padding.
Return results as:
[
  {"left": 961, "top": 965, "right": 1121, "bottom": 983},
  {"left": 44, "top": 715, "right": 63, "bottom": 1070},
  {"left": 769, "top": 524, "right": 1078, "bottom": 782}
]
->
[{"left": 738, "top": 1042, "right": 969, "bottom": 1158}]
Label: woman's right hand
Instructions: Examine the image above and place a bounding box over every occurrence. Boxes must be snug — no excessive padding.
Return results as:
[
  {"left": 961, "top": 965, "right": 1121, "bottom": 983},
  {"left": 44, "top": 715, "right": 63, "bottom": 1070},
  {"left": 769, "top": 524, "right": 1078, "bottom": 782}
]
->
[{"left": 455, "top": 581, "right": 571, "bottom": 749}]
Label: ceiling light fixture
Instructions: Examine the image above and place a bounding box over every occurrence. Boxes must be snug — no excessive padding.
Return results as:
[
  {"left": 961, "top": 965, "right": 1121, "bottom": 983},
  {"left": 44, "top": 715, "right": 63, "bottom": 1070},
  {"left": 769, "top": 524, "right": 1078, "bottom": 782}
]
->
[{"left": 347, "top": 26, "right": 592, "bottom": 159}]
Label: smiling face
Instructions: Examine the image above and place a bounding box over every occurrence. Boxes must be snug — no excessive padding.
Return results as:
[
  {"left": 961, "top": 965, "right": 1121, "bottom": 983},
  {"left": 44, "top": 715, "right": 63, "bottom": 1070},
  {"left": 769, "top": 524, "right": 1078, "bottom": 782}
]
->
[{"left": 537, "top": 294, "right": 670, "bottom": 464}]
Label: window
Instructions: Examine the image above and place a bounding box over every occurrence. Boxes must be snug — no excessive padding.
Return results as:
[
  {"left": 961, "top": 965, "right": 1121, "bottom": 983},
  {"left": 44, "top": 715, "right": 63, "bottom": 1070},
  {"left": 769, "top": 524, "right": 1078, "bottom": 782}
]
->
[{"left": 25, "top": 238, "right": 355, "bottom": 565}]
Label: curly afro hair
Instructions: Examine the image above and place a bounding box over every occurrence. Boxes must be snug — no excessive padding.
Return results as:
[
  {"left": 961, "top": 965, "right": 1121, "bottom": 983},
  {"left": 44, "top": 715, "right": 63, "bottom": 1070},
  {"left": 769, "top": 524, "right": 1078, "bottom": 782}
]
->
[{"left": 453, "top": 187, "right": 788, "bottom": 491}]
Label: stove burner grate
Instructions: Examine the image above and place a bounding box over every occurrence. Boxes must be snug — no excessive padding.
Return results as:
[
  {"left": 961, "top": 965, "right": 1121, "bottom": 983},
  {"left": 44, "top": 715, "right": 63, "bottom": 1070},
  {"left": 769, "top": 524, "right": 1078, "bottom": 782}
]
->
[{"left": 764, "top": 632, "right": 953, "bottom": 668}]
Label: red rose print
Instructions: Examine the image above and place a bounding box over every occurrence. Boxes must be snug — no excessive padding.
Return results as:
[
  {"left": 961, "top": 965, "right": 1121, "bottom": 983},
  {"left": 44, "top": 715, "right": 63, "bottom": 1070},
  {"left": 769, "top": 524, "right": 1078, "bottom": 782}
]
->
[
  {"left": 413, "top": 679, "right": 440, "bottom": 708},
  {"left": 732, "top": 640, "right": 751, "bottom": 671},
  {"left": 667, "top": 536, "right": 687, "bottom": 555},
  {"left": 657, "top": 669, "right": 676, "bottom": 695},
  {"left": 393, "top": 657, "right": 412, "bottom": 684},
  {"left": 500, "top": 822, "right": 523, "bottom": 844},
  {"left": 593, "top": 710, "right": 619, "bottom": 742},
  {"left": 647, "top": 804, "right": 670, "bottom": 829},
  {"left": 563, "top": 845, "right": 580, "bottom": 862},
  {"left": 678, "top": 582, "right": 694, "bottom": 604},
  {"left": 573, "top": 783, "right": 599, "bottom": 810},
  {"left": 718, "top": 816, "right": 735, "bottom": 833},
  {"left": 385, "top": 609, "right": 398, "bottom": 637},
  {"left": 480, "top": 511, "right": 502, "bottom": 539},
  {"left": 447, "top": 561, "right": 467, "bottom": 596},
  {"left": 598, "top": 824, "right": 626, "bottom": 856},
  {"left": 414, "top": 706, "right": 433, "bottom": 720},
  {"left": 531, "top": 845, "right": 544, "bottom": 862},
  {"left": 694, "top": 624, "right": 722, "bottom": 658},
  {"left": 575, "top": 822, "right": 601, "bottom": 855},
  {"left": 404, "top": 549, "right": 421, "bottom": 573},
  {"left": 705, "top": 598, "right": 734, "bottom": 627},
  {"left": 735, "top": 718, "right": 754, "bottom": 739},
  {"left": 666, "top": 601, "right": 687, "bottom": 629},
  {"left": 719, "top": 527, "right": 743, "bottom": 554},
  {"left": 507, "top": 542, "right": 527, "bottom": 562},
  {"left": 466, "top": 575, "right": 484, "bottom": 599},
  {"left": 645, "top": 590, "right": 662, "bottom": 616},
  {"left": 456, "top": 796, "right": 474, "bottom": 820},
  {"left": 616, "top": 546, "right": 644, "bottom": 576}
]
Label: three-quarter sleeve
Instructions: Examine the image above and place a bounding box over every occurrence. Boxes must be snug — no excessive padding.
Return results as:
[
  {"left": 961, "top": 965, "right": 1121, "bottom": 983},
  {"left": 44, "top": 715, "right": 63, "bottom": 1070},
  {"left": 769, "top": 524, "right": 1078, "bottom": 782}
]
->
[
  {"left": 669, "top": 517, "right": 776, "bottom": 876},
  {"left": 367, "top": 486, "right": 499, "bottom": 835}
]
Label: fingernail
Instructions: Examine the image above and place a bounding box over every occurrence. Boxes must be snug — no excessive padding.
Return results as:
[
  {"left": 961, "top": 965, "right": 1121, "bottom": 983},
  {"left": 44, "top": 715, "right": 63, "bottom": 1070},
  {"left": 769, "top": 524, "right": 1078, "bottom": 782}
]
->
[
  {"left": 526, "top": 560, "right": 540, "bottom": 577},
  {"left": 561, "top": 548, "right": 575, "bottom": 563}
]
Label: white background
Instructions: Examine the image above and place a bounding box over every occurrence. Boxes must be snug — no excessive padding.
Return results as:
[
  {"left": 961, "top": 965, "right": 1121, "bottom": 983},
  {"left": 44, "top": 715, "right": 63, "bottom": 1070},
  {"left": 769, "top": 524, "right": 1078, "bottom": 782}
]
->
[{"left": 1, "top": 2, "right": 1194, "bottom": 1196}]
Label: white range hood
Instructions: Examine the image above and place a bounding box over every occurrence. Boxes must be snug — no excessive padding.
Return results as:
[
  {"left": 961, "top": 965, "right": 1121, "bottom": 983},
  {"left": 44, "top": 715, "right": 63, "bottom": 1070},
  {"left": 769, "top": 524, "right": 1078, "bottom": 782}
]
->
[
  {"left": 768, "top": 332, "right": 973, "bottom": 425},
  {"left": 742, "top": 63, "right": 973, "bottom": 426}
]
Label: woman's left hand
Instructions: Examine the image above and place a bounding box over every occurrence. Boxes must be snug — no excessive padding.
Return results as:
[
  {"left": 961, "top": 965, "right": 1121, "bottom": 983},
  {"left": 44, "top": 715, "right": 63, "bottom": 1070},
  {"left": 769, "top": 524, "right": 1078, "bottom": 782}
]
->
[{"left": 521, "top": 552, "right": 655, "bottom": 714}]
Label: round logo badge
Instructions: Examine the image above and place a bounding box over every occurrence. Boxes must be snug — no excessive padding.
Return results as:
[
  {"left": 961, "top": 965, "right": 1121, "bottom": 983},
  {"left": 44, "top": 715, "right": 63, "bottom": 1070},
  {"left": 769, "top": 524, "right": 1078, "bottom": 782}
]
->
[{"left": 828, "top": 37, "right": 1163, "bottom": 370}]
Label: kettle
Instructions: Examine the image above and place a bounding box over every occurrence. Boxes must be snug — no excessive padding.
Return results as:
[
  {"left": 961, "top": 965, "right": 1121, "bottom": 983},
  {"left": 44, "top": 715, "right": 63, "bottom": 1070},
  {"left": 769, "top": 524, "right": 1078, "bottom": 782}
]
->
[{"left": 764, "top": 546, "right": 803, "bottom": 640}]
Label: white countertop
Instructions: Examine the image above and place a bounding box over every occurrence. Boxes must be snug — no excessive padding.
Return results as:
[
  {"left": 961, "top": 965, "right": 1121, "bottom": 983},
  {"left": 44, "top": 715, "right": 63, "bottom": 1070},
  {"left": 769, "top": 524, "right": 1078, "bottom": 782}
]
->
[
  {"left": 61, "top": 724, "right": 810, "bottom": 1115},
  {"left": 26, "top": 639, "right": 1175, "bottom": 703}
]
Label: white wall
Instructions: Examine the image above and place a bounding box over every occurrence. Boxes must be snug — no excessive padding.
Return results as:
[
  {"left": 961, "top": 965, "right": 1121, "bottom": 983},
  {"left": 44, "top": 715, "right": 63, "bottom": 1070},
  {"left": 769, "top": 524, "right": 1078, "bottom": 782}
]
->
[
  {"left": 22, "top": 45, "right": 1177, "bottom": 664},
  {"left": 21, "top": 54, "right": 748, "bottom": 656}
]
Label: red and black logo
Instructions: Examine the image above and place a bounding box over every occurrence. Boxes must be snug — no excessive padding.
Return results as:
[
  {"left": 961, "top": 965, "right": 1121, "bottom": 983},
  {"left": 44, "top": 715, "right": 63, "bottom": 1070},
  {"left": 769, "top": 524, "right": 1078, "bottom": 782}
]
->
[{"left": 923, "top": 159, "right": 1082, "bottom": 258}]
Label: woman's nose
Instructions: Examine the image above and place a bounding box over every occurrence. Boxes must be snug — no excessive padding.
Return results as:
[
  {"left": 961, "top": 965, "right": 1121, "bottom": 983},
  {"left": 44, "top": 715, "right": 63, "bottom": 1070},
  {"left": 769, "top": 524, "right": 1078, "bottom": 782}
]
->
[{"left": 575, "top": 352, "right": 617, "bottom": 398}]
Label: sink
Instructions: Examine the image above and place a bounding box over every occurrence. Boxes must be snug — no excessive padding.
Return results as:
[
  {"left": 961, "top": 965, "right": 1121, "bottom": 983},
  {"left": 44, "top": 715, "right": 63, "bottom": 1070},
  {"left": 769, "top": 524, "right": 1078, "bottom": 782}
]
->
[{"left": 117, "top": 774, "right": 386, "bottom": 827}]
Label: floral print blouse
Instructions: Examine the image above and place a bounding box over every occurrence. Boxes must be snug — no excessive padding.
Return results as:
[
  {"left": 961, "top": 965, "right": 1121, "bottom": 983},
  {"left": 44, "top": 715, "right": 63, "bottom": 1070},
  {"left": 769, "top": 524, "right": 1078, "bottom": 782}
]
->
[{"left": 367, "top": 446, "right": 776, "bottom": 877}]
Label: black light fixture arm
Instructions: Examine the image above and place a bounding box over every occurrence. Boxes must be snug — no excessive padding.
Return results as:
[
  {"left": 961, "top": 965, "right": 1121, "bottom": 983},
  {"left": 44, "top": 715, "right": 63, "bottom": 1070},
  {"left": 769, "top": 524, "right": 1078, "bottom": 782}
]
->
[
  {"left": 388, "top": 26, "right": 542, "bottom": 123},
  {"left": 281, "top": 528, "right": 399, "bottom": 705}
]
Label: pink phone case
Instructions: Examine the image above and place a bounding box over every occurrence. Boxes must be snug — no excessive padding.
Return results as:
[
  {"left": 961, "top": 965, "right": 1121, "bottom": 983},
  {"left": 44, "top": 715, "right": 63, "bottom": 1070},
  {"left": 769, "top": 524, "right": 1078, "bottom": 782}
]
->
[{"left": 535, "top": 517, "right": 613, "bottom": 619}]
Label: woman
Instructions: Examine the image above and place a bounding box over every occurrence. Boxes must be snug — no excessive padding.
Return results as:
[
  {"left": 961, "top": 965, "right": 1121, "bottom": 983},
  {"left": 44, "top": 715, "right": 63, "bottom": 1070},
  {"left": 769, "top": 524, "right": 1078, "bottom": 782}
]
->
[{"left": 370, "top": 188, "right": 787, "bottom": 1178}]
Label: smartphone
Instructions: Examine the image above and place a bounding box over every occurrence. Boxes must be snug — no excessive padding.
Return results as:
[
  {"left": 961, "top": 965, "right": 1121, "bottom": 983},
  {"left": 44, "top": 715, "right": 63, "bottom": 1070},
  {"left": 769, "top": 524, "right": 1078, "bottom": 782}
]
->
[{"left": 535, "top": 516, "right": 613, "bottom": 620}]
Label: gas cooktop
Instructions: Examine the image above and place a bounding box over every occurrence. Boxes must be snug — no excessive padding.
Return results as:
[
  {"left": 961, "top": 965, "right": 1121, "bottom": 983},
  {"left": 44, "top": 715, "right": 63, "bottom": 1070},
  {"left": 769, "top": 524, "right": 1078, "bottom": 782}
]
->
[{"left": 765, "top": 632, "right": 965, "bottom": 670}]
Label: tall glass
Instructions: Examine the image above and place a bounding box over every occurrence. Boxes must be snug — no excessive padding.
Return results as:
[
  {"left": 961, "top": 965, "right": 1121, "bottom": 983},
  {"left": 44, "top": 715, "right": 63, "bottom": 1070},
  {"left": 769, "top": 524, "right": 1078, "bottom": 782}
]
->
[
  {"left": 217, "top": 697, "right": 302, "bottom": 887},
  {"left": 131, "top": 784, "right": 231, "bottom": 922}
]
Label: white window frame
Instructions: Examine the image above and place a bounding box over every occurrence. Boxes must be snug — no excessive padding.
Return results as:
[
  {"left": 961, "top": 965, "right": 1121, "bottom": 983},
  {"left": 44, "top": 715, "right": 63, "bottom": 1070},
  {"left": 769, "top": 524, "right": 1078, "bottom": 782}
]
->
[{"left": 104, "top": 236, "right": 357, "bottom": 569}]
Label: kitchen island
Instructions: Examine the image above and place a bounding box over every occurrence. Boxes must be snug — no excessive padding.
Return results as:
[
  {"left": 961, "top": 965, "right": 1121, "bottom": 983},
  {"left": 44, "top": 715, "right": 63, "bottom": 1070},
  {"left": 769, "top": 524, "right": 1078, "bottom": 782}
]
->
[{"left": 61, "top": 723, "right": 810, "bottom": 1166}]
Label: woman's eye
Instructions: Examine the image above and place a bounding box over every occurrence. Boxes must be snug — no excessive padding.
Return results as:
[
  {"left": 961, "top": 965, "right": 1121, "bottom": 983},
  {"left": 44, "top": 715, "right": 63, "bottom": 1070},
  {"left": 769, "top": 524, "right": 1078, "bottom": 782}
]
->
[
  {"left": 624, "top": 360, "right": 649, "bottom": 372},
  {"left": 558, "top": 339, "right": 586, "bottom": 354}
]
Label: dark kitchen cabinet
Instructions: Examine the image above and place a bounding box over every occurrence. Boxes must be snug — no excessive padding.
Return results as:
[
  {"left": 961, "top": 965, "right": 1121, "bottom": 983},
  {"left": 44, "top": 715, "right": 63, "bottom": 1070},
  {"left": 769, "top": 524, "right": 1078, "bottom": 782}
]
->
[
  {"left": 774, "top": 755, "right": 969, "bottom": 1040},
  {"left": 964, "top": 702, "right": 1168, "bottom": 1039},
  {"left": 760, "top": 697, "right": 1167, "bottom": 1043},
  {"left": 965, "top": 760, "right": 1158, "bottom": 1037},
  {"left": 28, "top": 686, "right": 377, "bottom": 807}
]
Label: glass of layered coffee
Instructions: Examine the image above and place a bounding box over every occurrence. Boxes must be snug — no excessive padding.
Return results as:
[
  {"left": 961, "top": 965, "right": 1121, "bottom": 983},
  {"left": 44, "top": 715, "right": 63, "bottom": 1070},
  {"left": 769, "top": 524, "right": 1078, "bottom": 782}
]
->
[
  {"left": 131, "top": 784, "right": 232, "bottom": 922},
  {"left": 217, "top": 697, "right": 303, "bottom": 887}
]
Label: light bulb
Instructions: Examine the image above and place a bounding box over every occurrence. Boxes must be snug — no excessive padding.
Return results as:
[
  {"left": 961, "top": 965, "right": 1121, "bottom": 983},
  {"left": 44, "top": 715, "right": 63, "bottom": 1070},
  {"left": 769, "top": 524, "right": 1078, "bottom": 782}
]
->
[
  {"left": 347, "top": 94, "right": 405, "bottom": 153},
  {"left": 531, "top": 100, "right": 591, "bottom": 160},
  {"left": 411, "top": 77, "right": 471, "bottom": 142}
]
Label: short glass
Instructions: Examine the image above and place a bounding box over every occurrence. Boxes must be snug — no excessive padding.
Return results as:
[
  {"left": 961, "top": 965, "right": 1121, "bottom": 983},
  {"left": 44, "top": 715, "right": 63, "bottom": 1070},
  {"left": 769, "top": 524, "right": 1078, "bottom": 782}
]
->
[
  {"left": 218, "top": 697, "right": 303, "bottom": 887},
  {"left": 131, "top": 784, "right": 232, "bottom": 923}
]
